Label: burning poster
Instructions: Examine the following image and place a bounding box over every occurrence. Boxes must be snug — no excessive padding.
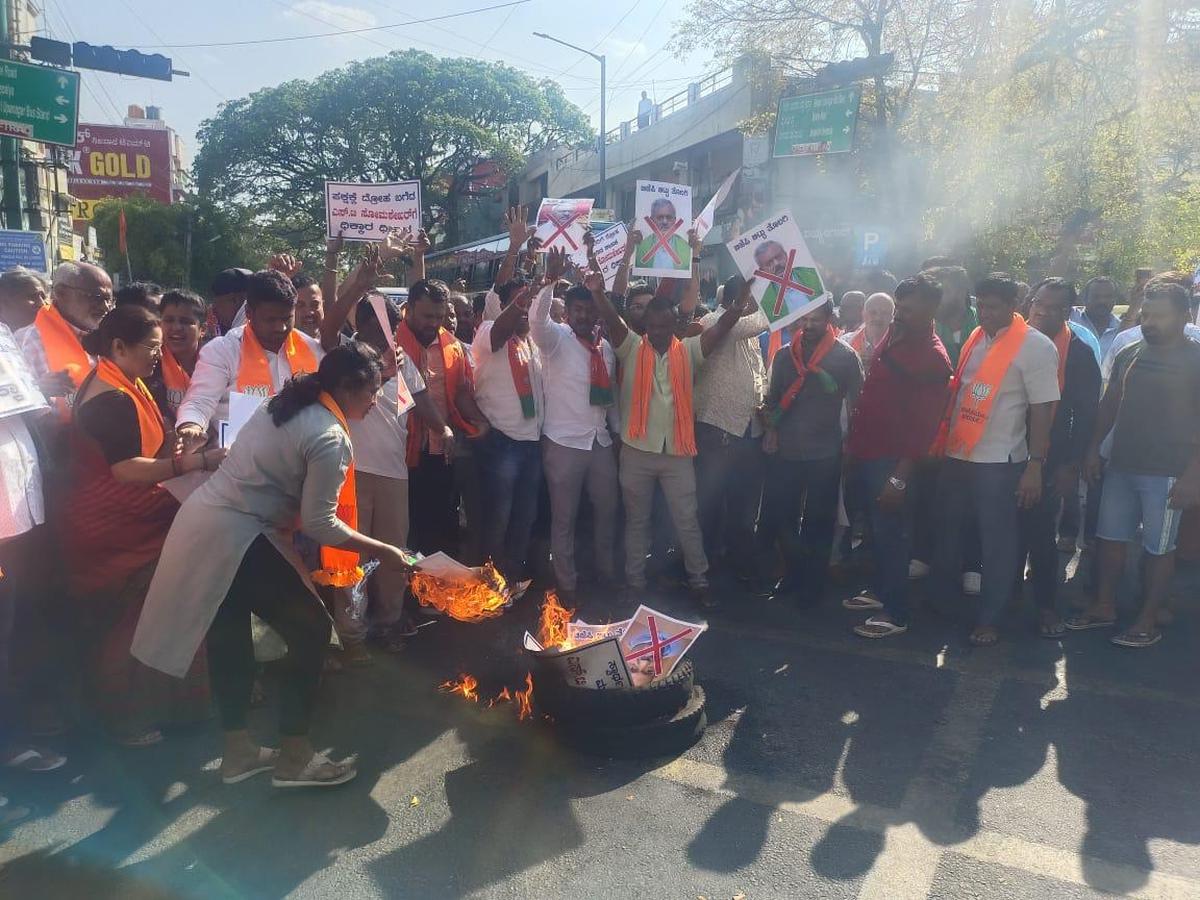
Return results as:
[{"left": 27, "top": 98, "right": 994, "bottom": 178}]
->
[
  {"left": 727, "top": 210, "right": 830, "bottom": 333},
  {"left": 619, "top": 606, "right": 706, "bottom": 686},
  {"left": 633, "top": 180, "right": 692, "bottom": 279},
  {"left": 409, "top": 553, "right": 528, "bottom": 622},
  {"left": 531, "top": 637, "right": 632, "bottom": 691},
  {"left": 567, "top": 618, "right": 630, "bottom": 647},
  {"left": 534, "top": 198, "right": 593, "bottom": 255}
]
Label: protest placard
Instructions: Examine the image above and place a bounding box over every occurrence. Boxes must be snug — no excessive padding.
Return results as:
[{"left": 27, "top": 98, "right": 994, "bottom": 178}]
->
[
  {"left": 692, "top": 168, "right": 740, "bottom": 241},
  {"left": 0, "top": 327, "right": 46, "bottom": 421},
  {"left": 219, "top": 391, "right": 265, "bottom": 449},
  {"left": 726, "top": 210, "right": 830, "bottom": 333},
  {"left": 619, "top": 605, "right": 706, "bottom": 686},
  {"left": 367, "top": 292, "right": 415, "bottom": 416},
  {"left": 534, "top": 198, "right": 593, "bottom": 254},
  {"left": 632, "top": 180, "right": 692, "bottom": 278},
  {"left": 325, "top": 180, "right": 422, "bottom": 243},
  {"left": 567, "top": 618, "right": 630, "bottom": 647},
  {"left": 571, "top": 222, "right": 628, "bottom": 290},
  {"left": 532, "top": 637, "right": 633, "bottom": 691}
]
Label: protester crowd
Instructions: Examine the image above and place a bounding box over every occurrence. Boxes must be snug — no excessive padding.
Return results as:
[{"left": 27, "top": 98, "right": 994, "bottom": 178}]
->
[{"left": 0, "top": 204, "right": 1197, "bottom": 804}]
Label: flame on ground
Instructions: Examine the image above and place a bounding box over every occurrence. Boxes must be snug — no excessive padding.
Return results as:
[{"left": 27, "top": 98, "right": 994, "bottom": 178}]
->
[
  {"left": 439, "top": 673, "right": 479, "bottom": 702},
  {"left": 514, "top": 673, "right": 534, "bottom": 721},
  {"left": 537, "top": 590, "right": 575, "bottom": 650},
  {"left": 487, "top": 687, "right": 512, "bottom": 708},
  {"left": 411, "top": 562, "right": 510, "bottom": 623}
]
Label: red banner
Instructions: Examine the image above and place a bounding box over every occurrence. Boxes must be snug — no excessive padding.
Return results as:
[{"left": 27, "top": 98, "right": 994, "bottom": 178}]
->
[{"left": 68, "top": 124, "right": 172, "bottom": 219}]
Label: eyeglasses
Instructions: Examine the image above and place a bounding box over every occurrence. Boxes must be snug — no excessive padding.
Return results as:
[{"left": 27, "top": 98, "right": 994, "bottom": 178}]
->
[
  {"left": 60, "top": 285, "right": 113, "bottom": 305},
  {"left": 139, "top": 342, "right": 163, "bottom": 357}
]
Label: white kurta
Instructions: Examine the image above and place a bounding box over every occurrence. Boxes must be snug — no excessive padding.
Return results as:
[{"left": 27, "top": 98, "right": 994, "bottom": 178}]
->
[{"left": 132, "top": 402, "right": 355, "bottom": 678}]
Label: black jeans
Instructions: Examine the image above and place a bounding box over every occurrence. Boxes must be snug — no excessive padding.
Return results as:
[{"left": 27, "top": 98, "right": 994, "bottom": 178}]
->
[
  {"left": 409, "top": 451, "right": 458, "bottom": 556},
  {"left": 758, "top": 454, "right": 842, "bottom": 601},
  {"left": 695, "top": 422, "right": 763, "bottom": 574},
  {"left": 854, "top": 458, "right": 915, "bottom": 625},
  {"left": 1019, "top": 463, "right": 1067, "bottom": 612},
  {"left": 206, "top": 535, "right": 329, "bottom": 736}
]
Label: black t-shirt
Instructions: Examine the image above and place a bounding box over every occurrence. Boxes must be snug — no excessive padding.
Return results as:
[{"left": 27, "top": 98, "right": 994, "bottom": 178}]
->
[
  {"left": 76, "top": 390, "right": 142, "bottom": 465},
  {"left": 1109, "top": 338, "right": 1200, "bottom": 476}
]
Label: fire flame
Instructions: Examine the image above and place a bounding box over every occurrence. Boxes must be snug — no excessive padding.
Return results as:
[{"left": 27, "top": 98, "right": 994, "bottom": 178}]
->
[
  {"left": 439, "top": 673, "right": 479, "bottom": 702},
  {"left": 514, "top": 673, "right": 534, "bottom": 721},
  {"left": 411, "top": 562, "right": 510, "bottom": 623},
  {"left": 537, "top": 590, "right": 575, "bottom": 650},
  {"left": 487, "top": 687, "right": 512, "bottom": 708}
]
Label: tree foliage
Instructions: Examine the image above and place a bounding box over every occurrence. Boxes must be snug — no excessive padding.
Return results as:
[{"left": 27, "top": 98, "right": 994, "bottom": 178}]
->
[
  {"left": 194, "top": 50, "right": 592, "bottom": 249},
  {"left": 675, "top": 0, "right": 1200, "bottom": 280}
]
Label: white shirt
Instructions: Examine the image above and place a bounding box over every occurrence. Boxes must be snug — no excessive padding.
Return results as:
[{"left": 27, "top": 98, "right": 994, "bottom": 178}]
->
[
  {"left": 348, "top": 354, "right": 426, "bottom": 480},
  {"left": 947, "top": 324, "right": 1060, "bottom": 464},
  {"left": 471, "top": 320, "right": 543, "bottom": 441},
  {"left": 528, "top": 284, "right": 617, "bottom": 450},
  {"left": 176, "top": 325, "right": 325, "bottom": 432},
  {"left": 694, "top": 308, "right": 768, "bottom": 438}
]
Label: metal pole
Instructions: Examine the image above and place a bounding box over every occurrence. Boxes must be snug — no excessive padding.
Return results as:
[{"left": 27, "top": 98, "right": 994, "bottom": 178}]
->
[
  {"left": 0, "top": 3, "right": 24, "bottom": 230},
  {"left": 598, "top": 54, "right": 606, "bottom": 210}
]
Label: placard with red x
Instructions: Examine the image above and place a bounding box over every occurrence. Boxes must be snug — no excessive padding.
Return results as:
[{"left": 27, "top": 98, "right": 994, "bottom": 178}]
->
[
  {"left": 639, "top": 215, "right": 684, "bottom": 266},
  {"left": 753, "top": 247, "right": 818, "bottom": 316},
  {"left": 618, "top": 604, "right": 707, "bottom": 679},
  {"left": 534, "top": 198, "right": 593, "bottom": 253}
]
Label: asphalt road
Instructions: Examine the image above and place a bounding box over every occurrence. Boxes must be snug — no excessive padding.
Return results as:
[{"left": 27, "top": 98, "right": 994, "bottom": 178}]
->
[{"left": 1, "top": 550, "right": 1198, "bottom": 899}]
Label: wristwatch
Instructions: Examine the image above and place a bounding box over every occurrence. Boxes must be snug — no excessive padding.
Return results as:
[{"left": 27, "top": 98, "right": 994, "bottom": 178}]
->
[{"left": 888, "top": 475, "right": 907, "bottom": 491}]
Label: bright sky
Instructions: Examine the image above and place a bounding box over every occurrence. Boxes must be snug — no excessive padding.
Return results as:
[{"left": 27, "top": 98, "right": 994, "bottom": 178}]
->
[{"left": 49, "top": 0, "right": 715, "bottom": 164}]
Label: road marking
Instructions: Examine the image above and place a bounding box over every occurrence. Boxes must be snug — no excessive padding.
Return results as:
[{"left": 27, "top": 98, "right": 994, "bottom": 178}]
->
[{"left": 651, "top": 756, "right": 1200, "bottom": 899}]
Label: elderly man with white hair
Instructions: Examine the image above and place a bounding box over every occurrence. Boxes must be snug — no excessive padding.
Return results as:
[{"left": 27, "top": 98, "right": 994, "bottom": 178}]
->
[
  {"left": 16, "top": 261, "right": 113, "bottom": 418},
  {"left": 844, "top": 292, "right": 895, "bottom": 372}
]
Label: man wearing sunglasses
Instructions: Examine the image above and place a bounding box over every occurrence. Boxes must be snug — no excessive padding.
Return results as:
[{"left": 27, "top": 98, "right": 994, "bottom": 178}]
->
[{"left": 16, "top": 261, "right": 113, "bottom": 419}]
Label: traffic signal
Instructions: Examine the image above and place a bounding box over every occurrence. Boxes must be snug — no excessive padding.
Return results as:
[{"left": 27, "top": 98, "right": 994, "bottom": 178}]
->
[{"left": 70, "top": 42, "right": 173, "bottom": 81}]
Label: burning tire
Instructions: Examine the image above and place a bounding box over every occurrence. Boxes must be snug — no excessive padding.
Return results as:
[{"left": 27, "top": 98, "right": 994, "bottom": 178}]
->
[
  {"left": 549, "top": 685, "right": 707, "bottom": 759},
  {"left": 533, "top": 659, "right": 695, "bottom": 727}
]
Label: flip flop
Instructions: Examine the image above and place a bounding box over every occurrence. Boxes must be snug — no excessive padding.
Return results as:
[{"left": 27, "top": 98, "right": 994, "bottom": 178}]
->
[
  {"left": 3, "top": 747, "right": 67, "bottom": 773},
  {"left": 1038, "top": 618, "right": 1067, "bottom": 639},
  {"left": 853, "top": 617, "right": 908, "bottom": 638},
  {"left": 843, "top": 591, "right": 884, "bottom": 611},
  {"left": 1064, "top": 614, "right": 1117, "bottom": 631},
  {"left": 1111, "top": 631, "right": 1162, "bottom": 649},
  {"left": 118, "top": 729, "right": 163, "bottom": 748},
  {"left": 222, "top": 747, "right": 281, "bottom": 785},
  {"left": 272, "top": 753, "right": 357, "bottom": 789}
]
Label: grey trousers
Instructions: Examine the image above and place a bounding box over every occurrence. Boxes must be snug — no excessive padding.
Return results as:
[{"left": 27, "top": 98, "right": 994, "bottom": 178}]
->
[
  {"left": 619, "top": 444, "right": 708, "bottom": 589},
  {"left": 542, "top": 437, "right": 619, "bottom": 592}
]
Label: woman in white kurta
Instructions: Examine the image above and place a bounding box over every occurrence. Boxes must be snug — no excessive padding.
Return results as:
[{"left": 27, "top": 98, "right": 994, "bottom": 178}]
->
[{"left": 132, "top": 343, "right": 413, "bottom": 788}]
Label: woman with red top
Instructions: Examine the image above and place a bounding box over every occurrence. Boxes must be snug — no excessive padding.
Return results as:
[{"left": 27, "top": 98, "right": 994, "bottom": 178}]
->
[{"left": 65, "top": 305, "right": 220, "bottom": 745}]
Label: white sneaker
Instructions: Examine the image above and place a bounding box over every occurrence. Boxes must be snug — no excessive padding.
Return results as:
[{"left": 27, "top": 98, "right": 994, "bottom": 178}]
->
[
  {"left": 908, "top": 559, "right": 930, "bottom": 579},
  {"left": 962, "top": 572, "right": 982, "bottom": 595}
]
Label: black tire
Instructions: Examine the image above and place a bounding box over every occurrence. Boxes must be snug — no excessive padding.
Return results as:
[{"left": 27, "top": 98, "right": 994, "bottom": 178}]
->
[
  {"left": 551, "top": 686, "right": 707, "bottom": 759},
  {"left": 533, "top": 658, "right": 695, "bottom": 727}
]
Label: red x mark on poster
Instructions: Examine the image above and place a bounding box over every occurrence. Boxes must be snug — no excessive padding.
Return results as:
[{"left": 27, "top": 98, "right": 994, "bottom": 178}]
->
[
  {"left": 753, "top": 248, "right": 816, "bottom": 316},
  {"left": 639, "top": 215, "right": 683, "bottom": 266},
  {"left": 623, "top": 614, "right": 694, "bottom": 677},
  {"left": 544, "top": 207, "right": 584, "bottom": 251}
]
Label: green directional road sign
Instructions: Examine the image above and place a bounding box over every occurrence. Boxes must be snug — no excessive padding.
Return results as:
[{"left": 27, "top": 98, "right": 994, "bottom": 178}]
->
[
  {"left": 0, "top": 59, "right": 80, "bottom": 147},
  {"left": 773, "top": 87, "right": 861, "bottom": 158}
]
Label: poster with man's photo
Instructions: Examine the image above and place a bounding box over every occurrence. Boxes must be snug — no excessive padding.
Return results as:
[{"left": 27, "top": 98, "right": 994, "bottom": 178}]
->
[
  {"left": 533, "top": 198, "right": 594, "bottom": 255},
  {"left": 632, "top": 180, "right": 692, "bottom": 279},
  {"left": 726, "top": 210, "right": 830, "bottom": 332}
]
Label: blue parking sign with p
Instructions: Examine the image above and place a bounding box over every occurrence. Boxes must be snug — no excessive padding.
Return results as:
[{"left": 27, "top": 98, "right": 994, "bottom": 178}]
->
[{"left": 855, "top": 227, "right": 887, "bottom": 268}]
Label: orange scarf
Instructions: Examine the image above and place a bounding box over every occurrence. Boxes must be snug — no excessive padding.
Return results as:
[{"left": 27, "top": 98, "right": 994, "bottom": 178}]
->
[
  {"left": 766, "top": 330, "right": 783, "bottom": 367},
  {"left": 311, "top": 391, "right": 364, "bottom": 588},
  {"left": 777, "top": 324, "right": 838, "bottom": 416},
  {"left": 396, "top": 321, "right": 479, "bottom": 467},
  {"left": 627, "top": 336, "right": 696, "bottom": 456},
  {"left": 1052, "top": 325, "right": 1070, "bottom": 391},
  {"left": 936, "top": 315, "right": 1029, "bottom": 458},
  {"left": 160, "top": 346, "right": 192, "bottom": 413},
  {"left": 236, "top": 326, "right": 318, "bottom": 397},
  {"left": 34, "top": 304, "right": 91, "bottom": 419},
  {"left": 93, "top": 358, "right": 165, "bottom": 458}
]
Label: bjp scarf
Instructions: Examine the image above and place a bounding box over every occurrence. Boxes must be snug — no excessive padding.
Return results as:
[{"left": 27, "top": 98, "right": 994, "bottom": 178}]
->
[
  {"left": 934, "top": 314, "right": 1029, "bottom": 458},
  {"left": 34, "top": 304, "right": 91, "bottom": 419},
  {"left": 159, "top": 346, "right": 191, "bottom": 413},
  {"left": 395, "top": 321, "right": 478, "bottom": 467},
  {"left": 578, "top": 328, "right": 613, "bottom": 406},
  {"left": 769, "top": 325, "right": 838, "bottom": 426},
  {"left": 1052, "top": 325, "right": 1070, "bottom": 391},
  {"left": 766, "top": 330, "right": 784, "bottom": 368},
  {"left": 508, "top": 336, "right": 536, "bottom": 418},
  {"left": 236, "top": 326, "right": 318, "bottom": 397},
  {"left": 93, "top": 358, "right": 165, "bottom": 458},
  {"left": 627, "top": 336, "right": 696, "bottom": 456},
  {"left": 311, "top": 391, "right": 364, "bottom": 588}
]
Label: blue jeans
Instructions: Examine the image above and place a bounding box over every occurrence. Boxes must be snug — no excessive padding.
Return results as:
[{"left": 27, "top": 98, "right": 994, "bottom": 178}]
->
[
  {"left": 854, "top": 458, "right": 913, "bottom": 625},
  {"left": 932, "top": 458, "right": 1023, "bottom": 626},
  {"left": 477, "top": 429, "right": 543, "bottom": 579}
]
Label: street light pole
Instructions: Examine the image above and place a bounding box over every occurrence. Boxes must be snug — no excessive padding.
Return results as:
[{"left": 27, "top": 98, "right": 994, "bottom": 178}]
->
[{"left": 533, "top": 32, "right": 606, "bottom": 209}]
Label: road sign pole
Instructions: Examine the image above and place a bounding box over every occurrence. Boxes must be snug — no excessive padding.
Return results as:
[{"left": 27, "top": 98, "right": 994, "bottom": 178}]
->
[{"left": 0, "top": 4, "right": 23, "bottom": 230}]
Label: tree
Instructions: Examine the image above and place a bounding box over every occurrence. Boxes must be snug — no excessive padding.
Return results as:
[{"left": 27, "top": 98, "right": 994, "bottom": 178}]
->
[
  {"left": 91, "top": 195, "right": 268, "bottom": 291},
  {"left": 194, "top": 50, "right": 592, "bottom": 249}
]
